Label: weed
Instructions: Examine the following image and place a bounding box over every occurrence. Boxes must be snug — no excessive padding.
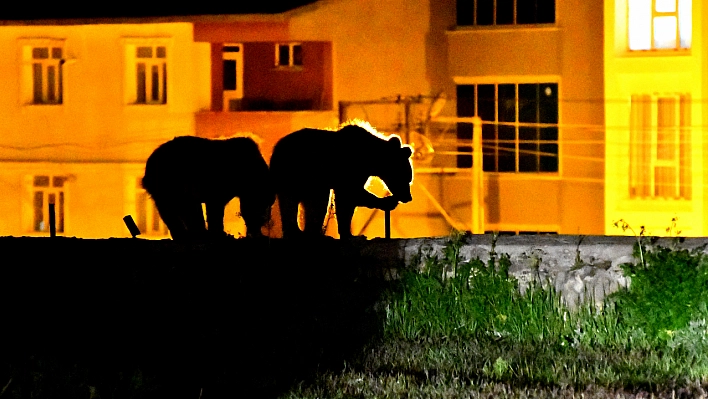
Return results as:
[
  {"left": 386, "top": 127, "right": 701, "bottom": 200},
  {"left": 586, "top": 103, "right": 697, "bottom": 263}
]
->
[
  {"left": 366, "top": 231, "right": 708, "bottom": 397},
  {"left": 611, "top": 245, "right": 708, "bottom": 339},
  {"left": 613, "top": 219, "right": 647, "bottom": 268}
]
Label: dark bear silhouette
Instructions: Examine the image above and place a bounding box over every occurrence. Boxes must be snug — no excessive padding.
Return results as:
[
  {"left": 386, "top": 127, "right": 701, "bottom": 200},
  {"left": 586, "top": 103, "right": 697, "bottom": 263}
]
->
[
  {"left": 142, "top": 136, "right": 274, "bottom": 241},
  {"left": 269, "top": 121, "right": 414, "bottom": 238}
]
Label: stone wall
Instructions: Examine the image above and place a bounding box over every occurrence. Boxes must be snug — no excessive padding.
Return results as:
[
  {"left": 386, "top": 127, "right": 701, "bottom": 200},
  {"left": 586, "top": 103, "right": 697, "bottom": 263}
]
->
[{"left": 383, "top": 234, "right": 708, "bottom": 310}]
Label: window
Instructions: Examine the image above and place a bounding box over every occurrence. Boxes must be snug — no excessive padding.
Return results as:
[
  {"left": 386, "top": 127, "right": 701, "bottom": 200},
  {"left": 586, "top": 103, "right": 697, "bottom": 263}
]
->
[
  {"left": 32, "top": 175, "right": 66, "bottom": 233},
  {"left": 136, "top": 45, "right": 166, "bottom": 104},
  {"left": 457, "top": 0, "right": 555, "bottom": 26},
  {"left": 222, "top": 44, "right": 243, "bottom": 111},
  {"left": 456, "top": 83, "right": 559, "bottom": 172},
  {"left": 135, "top": 180, "right": 168, "bottom": 237},
  {"left": 628, "top": 0, "right": 691, "bottom": 50},
  {"left": 629, "top": 94, "right": 691, "bottom": 199},
  {"left": 124, "top": 40, "right": 169, "bottom": 105},
  {"left": 20, "top": 40, "right": 65, "bottom": 105},
  {"left": 275, "top": 43, "right": 302, "bottom": 67}
]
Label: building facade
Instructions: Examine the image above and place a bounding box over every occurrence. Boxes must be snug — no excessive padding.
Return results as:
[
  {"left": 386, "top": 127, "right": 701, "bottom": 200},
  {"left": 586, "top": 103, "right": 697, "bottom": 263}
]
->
[
  {"left": 0, "top": 22, "right": 210, "bottom": 238},
  {"left": 604, "top": 0, "right": 704, "bottom": 236},
  {"left": 445, "top": 0, "right": 605, "bottom": 236},
  {"left": 2, "top": 0, "right": 694, "bottom": 239}
]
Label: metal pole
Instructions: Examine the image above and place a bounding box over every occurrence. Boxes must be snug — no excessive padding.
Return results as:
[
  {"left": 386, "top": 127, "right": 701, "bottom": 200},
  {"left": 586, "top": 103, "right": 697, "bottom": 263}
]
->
[
  {"left": 404, "top": 99, "right": 411, "bottom": 145},
  {"left": 49, "top": 202, "right": 56, "bottom": 238},
  {"left": 472, "top": 116, "right": 484, "bottom": 234},
  {"left": 384, "top": 210, "right": 391, "bottom": 239}
]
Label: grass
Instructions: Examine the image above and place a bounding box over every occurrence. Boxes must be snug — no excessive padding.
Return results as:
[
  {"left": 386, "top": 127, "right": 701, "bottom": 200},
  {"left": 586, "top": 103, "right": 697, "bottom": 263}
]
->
[{"left": 284, "top": 232, "right": 708, "bottom": 398}]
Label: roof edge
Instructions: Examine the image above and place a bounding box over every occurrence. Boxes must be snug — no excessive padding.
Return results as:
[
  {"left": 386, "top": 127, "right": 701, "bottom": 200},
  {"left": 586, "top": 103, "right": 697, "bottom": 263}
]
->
[{"left": 0, "top": 12, "right": 292, "bottom": 26}]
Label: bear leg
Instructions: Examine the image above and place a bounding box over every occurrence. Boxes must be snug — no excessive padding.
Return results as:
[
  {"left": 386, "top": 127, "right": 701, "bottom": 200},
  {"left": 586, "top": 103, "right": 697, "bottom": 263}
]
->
[
  {"left": 333, "top": 194, "right": 357, "bottom": 239},
  {"left": 240, "top": 195, "right": 270, "bottom": 237},
  {"left": 277, "top": 191, "right": 302, "bottom": 238},
  {"left": 301, "top": 188, "right": 332, "bottom": 236},
  {"left": 153, "top": 200, "right": 189, "bottom": 241},
  {"left": 178, "top": 200, "right": 208, "bottom": 241},
  {"left": 205, "top": 201, "right": 227, "bottom": 238}
]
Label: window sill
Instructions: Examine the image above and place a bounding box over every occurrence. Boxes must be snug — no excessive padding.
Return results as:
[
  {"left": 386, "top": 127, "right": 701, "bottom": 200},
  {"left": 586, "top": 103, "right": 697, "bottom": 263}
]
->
[
  {"left": 23, "top": 103, "right": 63, "bottom": 107},
  {"left": 628, "top": 196, "right": 692, "bottom": 201},
  {"left": 485, "top": 171, "right": 561, "bottom": 179},
  {"left": 272, "top": 65, "right": 304, "bottom": 71},
  {"left": 449, "top": 24, "right": 559, "bottom": 34},
  {"left": 620, "top": 48, "right": 692, "bottom": 58},
  {"left": 126, "top": 102, "right": 168, "bottom": 108},
  {"left": 24, "top": 232, "right": 65, "bottom": 237}
]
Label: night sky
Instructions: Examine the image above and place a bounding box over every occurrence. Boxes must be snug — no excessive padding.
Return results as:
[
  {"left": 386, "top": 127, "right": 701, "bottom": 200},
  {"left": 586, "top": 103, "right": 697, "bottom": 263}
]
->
[{"left": 2, "top": 0, "right": 319, "bottom": 20}]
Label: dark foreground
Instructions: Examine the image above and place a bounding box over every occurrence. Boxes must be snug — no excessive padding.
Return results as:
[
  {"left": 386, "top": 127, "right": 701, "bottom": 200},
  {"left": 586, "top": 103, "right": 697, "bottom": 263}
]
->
[{"left": 0, "top": 236, "right": 401, "bottom": 398}]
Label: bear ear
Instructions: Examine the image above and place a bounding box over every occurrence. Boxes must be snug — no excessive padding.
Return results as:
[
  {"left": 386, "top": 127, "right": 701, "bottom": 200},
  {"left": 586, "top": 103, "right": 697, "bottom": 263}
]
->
[
  {"left": 388, "top": 136, "right": 402, "bottom": 147},
  {"left": 401, "top": 146, "right": 413, "bottom": 159}
]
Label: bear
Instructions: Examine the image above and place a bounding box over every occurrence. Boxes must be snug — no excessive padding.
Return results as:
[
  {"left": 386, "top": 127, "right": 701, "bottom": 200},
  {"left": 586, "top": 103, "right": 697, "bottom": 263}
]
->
[
  {"left": 141, "top": 135, "right": 275, "bottom": 241},
  {"left": 269, "top": 120, "right": 414, "bottom": 239}
]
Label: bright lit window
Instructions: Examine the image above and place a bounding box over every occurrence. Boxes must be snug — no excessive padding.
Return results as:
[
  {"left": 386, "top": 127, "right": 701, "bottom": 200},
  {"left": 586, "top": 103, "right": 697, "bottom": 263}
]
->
[
  {"left": 629, "top": 94, "right": 691, "bottom": 199},
  {"left": 32, "top": 175, "right": 66, "bottom": 233},
  {"left": 628, "top": 0, "right": 691, "bottom": 50},
  {"left": 135, "top": 180, "right": 168, "bottom": 237},
  {"left": 275, "top": 43, "right": 302, "bottom": 67},
  {"left": 124, "top": 39, "right": 169, "bottom": 105},
  {"left": 20, "top": 39, "right": 65, "bottom": 105},
  {"left": 456, "top": 83, "right": 559, "bottom": 172}
]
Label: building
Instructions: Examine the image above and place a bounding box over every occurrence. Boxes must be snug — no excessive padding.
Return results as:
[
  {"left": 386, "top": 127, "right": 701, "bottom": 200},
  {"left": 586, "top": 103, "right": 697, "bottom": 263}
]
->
[
  {"left": 0, "top": 20, "right": 210, "bottom": 238},
  {"left": 0, "top": 0, "right": 698, "bottom": 239},
  {"left": 443, "top": 0, "right": 606, "bottom": 236},
  {"left": 604, "top": 0, "right": 703, "bottom": 236}
]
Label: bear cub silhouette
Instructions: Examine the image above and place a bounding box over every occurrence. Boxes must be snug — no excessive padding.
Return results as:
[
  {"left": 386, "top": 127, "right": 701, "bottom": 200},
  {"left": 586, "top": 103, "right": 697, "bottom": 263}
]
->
[
  {"left": 142, "top": 136, "right": 274, "bottom": 241},
  {"left": 269, "top": 121, "right": 413, "bottom": 238}
]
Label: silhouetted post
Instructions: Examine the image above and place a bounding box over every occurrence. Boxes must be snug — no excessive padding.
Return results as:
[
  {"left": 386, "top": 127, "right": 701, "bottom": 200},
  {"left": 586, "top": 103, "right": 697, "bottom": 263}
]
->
[
  {"left": 385, "top": 210, "right": 391, "bottom": 239},
  {"left": 338, "top": 101, "right": 349, "bottom": 124},
  {"left": 123, "top": 215, "right": 141, "bottom": 238},
  {"left": 48, "top": 202, "right": 56, "bottom": 238}
]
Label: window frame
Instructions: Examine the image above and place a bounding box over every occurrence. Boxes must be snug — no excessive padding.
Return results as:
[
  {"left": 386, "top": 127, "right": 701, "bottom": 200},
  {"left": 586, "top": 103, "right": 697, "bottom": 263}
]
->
[
  {"left": 134, "top": 179, "right": 169, "bottom": 238},
  {"left": 222, "top": 43, "right": 244, "bottom": 111},
  {"left": 27, "top": 174, "right": 68, "bottom": 235},
  {"left": 122, "top": 37, "right": 171, "bottom": 106},
  {"left": 274, "top": 43, "right": 303, "bottom": 69},
  {"left": 627, "top": 0, "right": 692, "bottom": 51},
  {"left": 456, "top": 0, "right": 556, "bottom": 27},
  {"left": 628, "top": 93, "right": 691, "bottom": 200},
  {"left": 18, "top": 38, "right": 66, "bottom": 106},
  {"left": 455, "top": 80, "right": 561, "bottom": 173}
]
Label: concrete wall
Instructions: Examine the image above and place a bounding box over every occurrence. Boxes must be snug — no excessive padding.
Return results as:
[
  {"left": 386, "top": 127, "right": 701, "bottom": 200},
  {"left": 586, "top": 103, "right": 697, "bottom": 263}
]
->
[
  {"left": 0, "top": 22, "right": 210, "bottom": 162},
  {"left": 0, "top": 161, "right": 149, "bottom": 238},
  {"left": 0, "top": 22, "right": 211, "bottom": 238}
]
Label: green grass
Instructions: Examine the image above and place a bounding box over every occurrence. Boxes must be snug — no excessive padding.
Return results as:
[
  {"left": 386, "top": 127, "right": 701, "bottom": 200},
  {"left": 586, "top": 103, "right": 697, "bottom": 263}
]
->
[{"left": 284, "top": 233, "right": 708, "bottom": 398}]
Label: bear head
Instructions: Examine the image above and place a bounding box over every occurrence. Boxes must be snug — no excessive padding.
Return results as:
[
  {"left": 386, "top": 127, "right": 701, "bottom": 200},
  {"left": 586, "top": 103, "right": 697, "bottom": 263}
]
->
[{"left": 378, "top": 136, "right": 414, "bottom": 204}]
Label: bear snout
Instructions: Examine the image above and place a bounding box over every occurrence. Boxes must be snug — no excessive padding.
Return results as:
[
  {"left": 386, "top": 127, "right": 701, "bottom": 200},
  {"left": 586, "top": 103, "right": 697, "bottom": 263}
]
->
[{"left": 398, "top": 192, "right": 412, "bottom": 203}]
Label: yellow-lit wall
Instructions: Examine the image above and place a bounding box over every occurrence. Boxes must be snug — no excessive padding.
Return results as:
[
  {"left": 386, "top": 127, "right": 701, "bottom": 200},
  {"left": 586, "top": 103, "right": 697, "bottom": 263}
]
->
[
  {"left": 0, "top": 22, "right": 211, "bottom": 238},
  {"left": 283, "top": 0, "right": 606, "bottom": 238},
  {"left": 443, "top": 0, "right": 605, "bottom": 236},
  {"left": 287, "top": 0, "right": 457, "bottom": 238},
  {"left": 604, "top": 0, "right": 705, "bottom": 236},
  {"left": 287, "top": 0, "right": 435, "bottom": 104}
]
